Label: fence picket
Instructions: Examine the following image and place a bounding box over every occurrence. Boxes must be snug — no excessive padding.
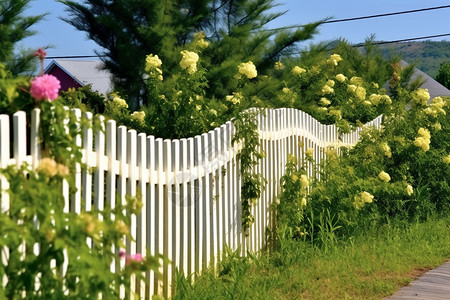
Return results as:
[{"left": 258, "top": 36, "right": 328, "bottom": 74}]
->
[
  {"left": 171, "top": 139, "right": 181, "bottom": 286},
  {"left": 208, "top": 130, "right": 217, "bottom": 268},
  {"left": 219, "top": 125, "right": 229, "bottom": 254},
  {"left": 146, "top": 135, "right": 156, "bottom": 297},
  {"left": 201, "top": 133, "right": 211, "bottom": 269},
  {"left": 13, "top": 111, "right": 27, "bottom": 263},
  {"left": 126, "top": 129, "right": 138, "bottom": 296},
  {"left": 94, "top": 116, "right": 106, "bottom": 215},
  {"left": 225, "top": 122, "right": 235, "bottom": 250},
  {"left": 71, "top": 109, "right": 82, "bottom": 214},
  {"left": 137, "top": 132, "right": 147, "bottom": 296},
  {"left": 186, "top": 137, "right": 195, "bottom": 279},
  {"left": 105, "top": 120, "right": 118, "bottom": 275},
  {"left": 30, "top": 109, "right": 40, "bottom": 169},
  {"left": 116, "top": 125, "right": 127, "bottom": 298},
  {"left": 0, "top": 114, "right": 10, "bottom": 213},
  {"left": 13, "top": 111, "right": 26, "bottom": 167},
  {"left": 0, "top": 114, "right": 10, "bottom": 290},
  {"left": 162, "top": 139, "right": 172, "bottom": 298},
  {"left": 154, "top": 138, "right": 164, "bottom": 296},
  {"left": 179, "top": 138, "right": 189, "bottom": 278},
  {"left": 82, "top": 112, "right": 93, "bottom": 213}
]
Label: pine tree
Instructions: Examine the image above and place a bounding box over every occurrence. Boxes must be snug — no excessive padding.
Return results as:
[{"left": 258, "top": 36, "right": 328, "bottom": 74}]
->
[
  {"left": 59, "top": 0, "right": 322, "bottom": 108},
  {"left": 0, "top": 0, "right": 45, "bottom": 75},
  {"left": 203, "top": 0, "right": 322, "bottom": 99},
  {"left": 435, "top": 61, "right": 450, "bottom": 89},
  {"left": 59, "top": 0, "right": 211, "bottom": 109}
]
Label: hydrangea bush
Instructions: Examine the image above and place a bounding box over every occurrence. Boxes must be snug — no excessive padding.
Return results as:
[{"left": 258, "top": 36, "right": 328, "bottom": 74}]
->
[
  {"left": 272, "top": 52, "right": 394, "bottom": 132},
  {"left": 276, "top": 84, "right": 450, "bottom": 245}
]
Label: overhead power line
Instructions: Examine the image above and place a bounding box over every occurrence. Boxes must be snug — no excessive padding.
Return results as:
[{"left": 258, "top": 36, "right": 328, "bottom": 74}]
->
[
  {"left": 323, "top": 4, "right": 450, "bottom": 24},
  {"left": 45, "top": 33, "right": 450, "bottom": 59},
  {"left": 45, "top": 4, "right": 450, "bottom": 60},
  {"left": 46, "top": 55, "right": 100, "bottom": 59},
  {"left": 263, "top": 4, "right": 450, "bottom": 31}
]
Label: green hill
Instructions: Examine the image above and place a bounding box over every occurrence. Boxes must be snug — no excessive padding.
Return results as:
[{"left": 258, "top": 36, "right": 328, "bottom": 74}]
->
[{"left": 379, "top": 40, "right": 450, "bottom": 78}]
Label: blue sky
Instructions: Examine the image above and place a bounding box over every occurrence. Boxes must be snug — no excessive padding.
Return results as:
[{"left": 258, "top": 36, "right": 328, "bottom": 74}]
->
[{"left": 21, "top": 0, "right": 450, "bottom": 59}]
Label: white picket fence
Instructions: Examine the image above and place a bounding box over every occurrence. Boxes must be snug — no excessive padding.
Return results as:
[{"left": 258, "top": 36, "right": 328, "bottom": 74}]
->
[{"left": 0, "top": 107, "right": 382, "bottom": 299}]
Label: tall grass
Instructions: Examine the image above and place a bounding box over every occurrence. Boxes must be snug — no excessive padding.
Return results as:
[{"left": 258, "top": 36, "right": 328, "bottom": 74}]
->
[{"left": 173, "top": 217, "right": 450, "bottom": 299}]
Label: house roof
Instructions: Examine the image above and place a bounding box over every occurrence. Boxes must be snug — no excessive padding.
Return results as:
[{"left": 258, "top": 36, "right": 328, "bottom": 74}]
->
[
  {"left": 400, "top": 60, "right": 450, "bottom": 100},
  {"left": 45, "top": 60, "right": 113, "bottom": 96}
]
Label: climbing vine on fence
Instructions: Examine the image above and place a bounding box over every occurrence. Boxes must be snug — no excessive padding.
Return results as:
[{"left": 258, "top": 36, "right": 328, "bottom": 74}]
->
[{"left": 232, "top": 109, "right": 267, "bottom": 232}]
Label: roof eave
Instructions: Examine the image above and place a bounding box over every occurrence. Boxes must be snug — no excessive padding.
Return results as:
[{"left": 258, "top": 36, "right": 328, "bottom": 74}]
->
[{"left": 44, "top": 60, "right": 85, "bottom": 87}]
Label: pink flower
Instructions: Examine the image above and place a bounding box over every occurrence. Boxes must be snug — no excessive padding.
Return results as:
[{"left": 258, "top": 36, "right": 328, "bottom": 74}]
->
[
  {"left": 119, "top": 250, "right": 143, "bottom": 266},
  {"left": 126, "top": 253, "right": 143, "bottom": 266},
  {"left": 30, "top": 74, "right": 60, "bottom": 101},
  {"left": 33, "top": 48, "right": 47, "bottom": 60}
]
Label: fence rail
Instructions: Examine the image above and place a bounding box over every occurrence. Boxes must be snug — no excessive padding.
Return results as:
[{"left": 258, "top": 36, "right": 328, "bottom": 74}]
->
[{"left": 0, "top": 107, "right": 382, "bottom": 299}]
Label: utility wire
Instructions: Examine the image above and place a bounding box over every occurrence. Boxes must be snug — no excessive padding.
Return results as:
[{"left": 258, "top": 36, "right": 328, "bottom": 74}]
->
[
  {"left": 46, "top": 55, "right": 101, "bottom": 59},
  {"left": 324, "top": 4, "right": 450, "bottom": 24},
  {"left": 45, "top": 33, "right": 450, "bottom": 59},
  {"left": 44, "top": 5, "right": 450, "bottom": 59},
  {"left": 263, "top": 4, "right": 450, "bottom": 31}
]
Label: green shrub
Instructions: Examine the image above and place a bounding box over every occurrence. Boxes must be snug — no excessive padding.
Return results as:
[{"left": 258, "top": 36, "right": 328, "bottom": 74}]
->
[
  {"left": 0, "top": 65, "right": 161, "bottom": 299},
  {"left": 276, "top": 87, "right": 450, "bottom": 245}
]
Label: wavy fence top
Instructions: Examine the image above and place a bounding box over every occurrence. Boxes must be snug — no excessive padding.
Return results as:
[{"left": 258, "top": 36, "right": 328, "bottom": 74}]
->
[{"left": 0, "top": 107, "right": 382, "bottom": 181}]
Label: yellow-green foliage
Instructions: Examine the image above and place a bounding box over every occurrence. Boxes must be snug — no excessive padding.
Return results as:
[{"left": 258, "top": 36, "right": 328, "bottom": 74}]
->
[
  {"left": 277, "top": 88, "right": 450, "bottom": 243},
  {"left": 0, "top": 72, "right": 161, "bottom": 299},
  {"left": 101, "top": 47, "right": 397, "bottom": 139}
]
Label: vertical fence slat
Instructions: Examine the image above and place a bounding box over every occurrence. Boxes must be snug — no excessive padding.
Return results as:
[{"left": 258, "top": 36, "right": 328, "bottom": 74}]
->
[
  {"left": 208, "top": 130, "right": 217, "bottom": 268},
  {"left": 13, "top": 111, "right": 27, "bottom": 272},
  {"left": 267, "top": 109, "right": 276, "bottom": 249},
  {"left": 13, "top": 111, "right": 26, "bottom": 167},
  {"left": 137, "top": 132, "right": 147, "bottom": 297},
  {"left": 94, "top": 116, "right": 106, "bottom": 214},
  {"left": 116, "top": 126, "right": 127, "bottom": 298},
  {"left": 171, "top": 139, "right": 181, "bottom": 289},
  {"left": 71, "top": 109, "right": 82, "bottom": 214},
  {"left": 215, "top": 127, "right": 223, "bottom": 262},
  {"left": 0, "top": 114, "right": 10, "bottom": 290},
  {"left": 126, "top": 130, "right": 138, "bottom": 296},
  {"left": 219, "top": 125, "right": 229, "bottom": 253},
  {"left": 105, "top": 120, "right": 118, "bottom": 277},
  {"left": 261, "top": 111, "right": 269, "bottom": 249},
  {"left": 194, "top": 135, "right": 203, "bottom": 273},
  {"left": 30, "top": 109, "right": 40, "bottom": 169},
  {"left": 180, "top": 138, "right": 189, "bottom": 278},
  {"left": 201, "top": 133, "right": 211, "bottom": 269},
  {"left": 258, "top": 111, "right": 264, "bottom": 252},
  {"left": 225, "top": 122, "right": 235, "bottom": 251},
  {"left": 0, "top": 114, "right": 10, "bottom": 213},
  {"left": 82, "top": 112, "right": 93, "bottom": 213},
  {"left": 154, "top": 138, "right": 164, "bottom": 295},
  {"left": 186, "top": 137, "right": 195, "bottom": 279},
  {"left": 146, "top": 135, "right": 156, "bottom": 297},
  {"left": 233, "top": 123, "right": 243, "bottom": 256},
  {"left": 126, "top": 130, "right": 137, "bottom": 253},
  {"left": 162, "top": 139, "right": 172, "bottom": 298}
]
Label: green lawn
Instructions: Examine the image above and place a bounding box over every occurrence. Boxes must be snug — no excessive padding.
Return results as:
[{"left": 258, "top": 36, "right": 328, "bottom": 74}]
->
[{"left": 174, "top": 217, "right": 450, "bottom": 299}]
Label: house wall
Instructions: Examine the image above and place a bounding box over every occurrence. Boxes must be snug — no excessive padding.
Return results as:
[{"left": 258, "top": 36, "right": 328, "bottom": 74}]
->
[{"left": 47, "top": 67, "right": 82, "bottom": 92}]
